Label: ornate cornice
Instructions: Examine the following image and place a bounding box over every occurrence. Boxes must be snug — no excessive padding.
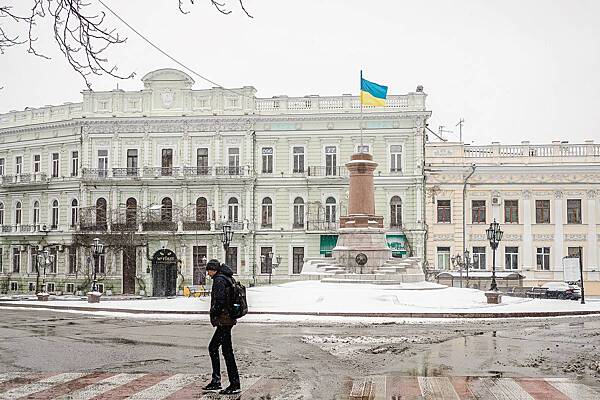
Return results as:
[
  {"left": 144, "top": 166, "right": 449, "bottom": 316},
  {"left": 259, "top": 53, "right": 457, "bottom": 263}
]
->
[
  {"left": 432, "top": 233, "right": 455, "bottom": 241},
  {"left": 533, "top": 234, "right": 554, "bottom": 241},
  {"left": 564, "top": 233, "right": 587, "bottom": 241}
]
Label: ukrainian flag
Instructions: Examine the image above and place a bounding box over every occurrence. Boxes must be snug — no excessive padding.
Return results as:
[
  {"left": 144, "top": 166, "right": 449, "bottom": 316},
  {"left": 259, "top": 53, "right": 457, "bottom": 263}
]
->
[{"left": 360, "top": 72, "right": 388, "bottom": 107}]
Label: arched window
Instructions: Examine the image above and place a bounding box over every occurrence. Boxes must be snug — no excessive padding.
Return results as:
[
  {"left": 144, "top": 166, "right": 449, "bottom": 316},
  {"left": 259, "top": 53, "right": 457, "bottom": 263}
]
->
[
  {"left": 96, "top": 198, "right": 107, "bottom": 227},
  {"left": 227, "top": 197, "right": 239, "bottom": 223},
  {"left": 0, "top": 203, "right": 4, "bottom": 225},
  {"left": 261, "top": 197, "right": 272, "bottom": 228},
  {"left": 390, "top": 196, "right": 402, "bottom": 228},
  {"left": 293, "top": 197, "right": 304, "bottom": 228},
  {"left": 196, "top": 197, "right": 207, "bottom": 222},
  {"left": 126, "top": 197, "right": 137, "bottom": 227},
  {"left": 161, "top": 197, "right": 173, "bottom": 222},
  {"left": 33, "top": 201, "right": 40, "bottom": 226},
  {"left": 71, "top": 199, "right": 79, "bottom": 227},
  {"left": 51, "top": 200, "right": 59, "bottom": 229},
  {"left": 15, "top": 201, "right": 22, "bottom": 225},
  {"left": 325, "top": 197, "right": 336, "bottom": 223}
]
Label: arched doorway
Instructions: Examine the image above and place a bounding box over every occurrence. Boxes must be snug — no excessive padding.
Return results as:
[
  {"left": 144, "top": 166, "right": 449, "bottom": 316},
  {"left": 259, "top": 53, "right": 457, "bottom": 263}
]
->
[{"left": 151, "top": 249, "right": 177, "bottom": 297}]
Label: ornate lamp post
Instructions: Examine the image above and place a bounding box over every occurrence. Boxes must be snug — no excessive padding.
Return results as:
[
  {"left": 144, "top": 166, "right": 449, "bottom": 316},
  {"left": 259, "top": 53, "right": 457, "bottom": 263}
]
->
[
  {"left": 486, "top": 219, "right": 503, "bottom": 291},
  {"left": 220, "top": 223, "right": 233, "bottom": 254},
  {"left": 451, "top": 253, "right": 463, "bottom": 288},
  {"left": 36, "top": 249, "right": 54, "bottom": 301},
  {"left": 463, "top": 249, "right": 471, "bottom": 288},
  {"left": 90, "top": 237, "right": 104, "bottom": 296}
]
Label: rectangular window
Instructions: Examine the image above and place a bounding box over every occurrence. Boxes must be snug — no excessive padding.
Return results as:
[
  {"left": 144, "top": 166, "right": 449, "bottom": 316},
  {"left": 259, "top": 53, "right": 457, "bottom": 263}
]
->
[
  {"left": 0, "top": 158, "right": 4, "bottom": 175},
  {"left": 226, "top": 247, "right": 237, "bottom": 274},
  {"left": 15, "top": 156, "right": 22, "bottom": 174},
  {"left": 357, "top": 145, "right": 369, "bottom": 154},
  {"left": 504, "top": 246, "right": 519, "bottom": 270},
  {"left": 293, "top": 247, "right": 304, "bottom": 274},
  {"left": 49, "top": 248, "right": 58, "bottom": 274},
  {"left": 293, "top": 146, "right": 304, "bottom": 173},
  {"left": 567, "top": 199, "right": 582, "bottom": 224},
  {"left": 29, "top": 282, "right": 36, "bottom": 292},
  {"left": 192, "top": 246, "right": 207, "bottom": 285},
  {"left": 437, "top": 200, "right": 451, "bottom": 223},
  {"left": 51, "top": 153, "right": 59, "bottom": 177},
  {"left": 471, "top": 200, "right": 486, "bottom": 224},
  {"left": 536, "top": 247, "right": 551, "bottom": 270},
  {"left": 71, "top": 151, "right": 78, "bottom": 176},
  {"left": 436, "top": 247, "right": 450, "bottom": 270},
  {"left": 46, "top": 282, "right": 55, "bottom": 293},
  {"left": 261, "top": 147, "right": 273, "bottom": 174},
  {"left": 65, "top": 283, "right": 75, "bottom": 294},
  {"left": 196, "top": 148, "right": 208, "bottom": 174},
  {"left": 33, "top": 154, "right": 41, "bottom": 174},
  {"left": 97, "top": 150, "right": 108, "bottom": 177},
  {"left": 260, "top": 246, "right": 273, "bottom": 274},
  {"left": 228, "top": 148, "right": 240, "bottom": 174},
  {"left": 325, "top": 146, "right": 337, "bottom": 176},
  {"left": 0, "top": 248, "right": 3, "bottom": 273},
  {"left": 126, "top": 149, "right": 138, "bottom": 175},
  {"left": 12, "top": 247, "right": 20, "bottom": 273},
  {"left": 97, "top": 283, "right": 104, "bottom": 293},
  {"left": 390, "top": 145, "right": 402, "bottom": 173},
  {"left": 98, "top": 254, "right": 106, "bottom": 274},
  {"left": 161, "top": 148, "right": 173, "bottom": 176},
  {"left": 10, "top": 281, "right": 18, "bottom": 292},
  {"left": 504, "top": 200, "right": 519, "bottom": 223},
  {"left": 31, "top": 247, "right": 38, "bottom": 274},
  {"left": 472, "top": 247, "right": 487, "bottom": 270},
  {"left": 536, "top": 200, "right": 551, "bottom": 224},
  {"left": 68, "top": 246, "right": 77, "bottom": 274},
  {"left": 568, "top": 247, "right": 583, "bottom": 265}
]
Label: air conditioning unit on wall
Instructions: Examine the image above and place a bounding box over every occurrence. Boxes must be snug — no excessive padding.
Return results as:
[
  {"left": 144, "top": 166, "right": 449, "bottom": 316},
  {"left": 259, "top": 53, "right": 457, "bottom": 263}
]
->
[{"left": 492, "top": 197, "right": 501, "bottom": 206}]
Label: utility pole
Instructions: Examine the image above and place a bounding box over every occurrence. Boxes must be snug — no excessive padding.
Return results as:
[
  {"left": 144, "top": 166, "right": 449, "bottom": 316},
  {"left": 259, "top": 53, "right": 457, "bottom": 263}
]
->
[{"left": 456, "top": 118, "right": 465, "bottom": 142}]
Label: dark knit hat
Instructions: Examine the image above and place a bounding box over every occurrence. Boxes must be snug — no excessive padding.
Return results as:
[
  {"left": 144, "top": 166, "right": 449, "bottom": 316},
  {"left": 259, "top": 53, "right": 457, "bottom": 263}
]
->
[{"left": 206, "top": 259, "right": 220, "bottom": 271}]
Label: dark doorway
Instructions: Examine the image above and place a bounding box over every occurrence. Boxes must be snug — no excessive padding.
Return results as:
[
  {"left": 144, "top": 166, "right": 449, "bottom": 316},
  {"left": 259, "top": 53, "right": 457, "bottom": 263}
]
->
[
  {"left": 152, "top": 248, "right": 177, "bottom": 297},
  {"left": 122, "top": 247, "right": 136, "bottom": 294}
]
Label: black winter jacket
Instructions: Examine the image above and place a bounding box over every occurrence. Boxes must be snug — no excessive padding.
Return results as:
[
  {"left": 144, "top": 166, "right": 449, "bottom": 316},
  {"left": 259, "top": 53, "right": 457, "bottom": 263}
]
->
[{"left": 209, "top": 263, "right": 236, "bottom": 327}]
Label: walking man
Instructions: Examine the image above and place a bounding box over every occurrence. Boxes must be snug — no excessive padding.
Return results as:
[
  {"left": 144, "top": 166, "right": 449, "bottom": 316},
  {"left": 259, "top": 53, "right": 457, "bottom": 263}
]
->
[{"left": 203, "top": 259, "right": 241, "bottom": 395}]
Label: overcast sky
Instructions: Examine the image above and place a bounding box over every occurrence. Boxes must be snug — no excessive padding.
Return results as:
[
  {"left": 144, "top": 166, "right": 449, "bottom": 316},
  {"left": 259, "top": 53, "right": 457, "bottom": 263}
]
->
[{"left": 1, "top": 0, "right": 599, "bottom": 144}]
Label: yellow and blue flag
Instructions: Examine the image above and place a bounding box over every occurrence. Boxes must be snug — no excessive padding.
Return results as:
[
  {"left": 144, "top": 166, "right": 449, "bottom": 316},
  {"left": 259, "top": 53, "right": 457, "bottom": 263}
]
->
[{"left": 360, "top": 71, "right": 388, "bottom": 107}]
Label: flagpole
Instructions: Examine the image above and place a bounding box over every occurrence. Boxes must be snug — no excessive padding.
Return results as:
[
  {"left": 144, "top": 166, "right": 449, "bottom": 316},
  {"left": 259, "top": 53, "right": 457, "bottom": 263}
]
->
[{"left": 360, "top": 70, "right": 364, "bottom": 152}]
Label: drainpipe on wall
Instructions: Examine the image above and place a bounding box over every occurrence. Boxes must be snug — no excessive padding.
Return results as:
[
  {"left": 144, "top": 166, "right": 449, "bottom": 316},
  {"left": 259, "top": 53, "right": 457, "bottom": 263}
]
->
[
  {"left": 251, "top": 130, "right": 257, "bottom": 287},
  {"left": 463, "top": 164, "right": 476, "bottom": 282}
]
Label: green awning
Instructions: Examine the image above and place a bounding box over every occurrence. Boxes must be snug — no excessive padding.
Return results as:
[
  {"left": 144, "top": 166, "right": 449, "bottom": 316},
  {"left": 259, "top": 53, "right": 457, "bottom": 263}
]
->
[
  {"left": 386, "top": 234, "right": 407, "bottom": 256},
  {"left": 320, "top": 235, "right": 338, "bottom": 255}
]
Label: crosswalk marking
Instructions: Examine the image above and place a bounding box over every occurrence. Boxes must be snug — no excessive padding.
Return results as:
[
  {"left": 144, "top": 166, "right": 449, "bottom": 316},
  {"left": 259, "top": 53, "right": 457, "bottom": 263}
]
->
[
  {"left": 0, "top": 373, "right": 86, "bottom": 400},
  {"left": 53, "top": 373, "right": 145, "bottom": 400},
  {"left": 516, "top": 378, "right": 570, "bottom": 400},
  {"left": 418, "top": 377, "right": 460, "bottom": 400},
  {"left": 546, "top": 378, "right": 600, "bottom": 400},
  {"left": 125, "top": 374, "right": 200, "bottom": 400}
]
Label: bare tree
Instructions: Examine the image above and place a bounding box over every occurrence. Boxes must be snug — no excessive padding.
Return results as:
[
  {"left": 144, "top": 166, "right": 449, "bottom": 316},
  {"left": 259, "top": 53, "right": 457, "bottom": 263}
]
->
[{"left": 0, "top": 0, "right": 252, "bottom": 88}]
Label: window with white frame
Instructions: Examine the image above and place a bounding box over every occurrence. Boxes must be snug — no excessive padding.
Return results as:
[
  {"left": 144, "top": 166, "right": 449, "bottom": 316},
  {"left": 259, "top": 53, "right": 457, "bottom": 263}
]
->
[
  {"left": 228, "top": 198, "right": 239, "bottom": 223},
  {"left": 325, "top": 146, "right": 337, "bottom": 176},
  {"left": 261, "top": 147, "right": 273, "bottom": 174},
  {"left": 261, "top": 197, "right": 272, "bottom": 228},
  {"left": 437, "top": 247, "right": 450, "bottom": 270},
  {"left": 33, "top": 154, "right": 41, "bottom": 174},
  {"left": 71, "top": 199, "right": 78, "bottom": 227},
  {"left": 228, "top": 148, "right": 240, "bottom": 174},
  {"left": 127, "top": 149, "right": 138, "bottom": 175},
  {"left": 33, "top": 201, "right": 39, "bottom": 226},
  {"left": 325, "top": 197, "right": 336, "bottom": 222},
  {"left": 15, "top": 156, "right": 22, "bottom": 175},
  {"left": 51, "top": 200, "right": 59, "bottom": 229},
  {"left": 51, "top": 153, "right": 59, "bottom": 177},
  {"left": 357, "top": 144, "right": 369, "bottom": 154},
  {"left": 472, "top": 247, "right": 486, "bottom": 270},
  {"left": 49, "top": 247, "right": 58, "bottom": 273},
  {"left": 390, "top": 145, "right": 402, "bottom": 172},
  {"left": 567, "top": 199, "right": 582, "bottom": 224},
  {"left": 293, "top": 146, "right": 304, "bottom": 173},
  {"left": 504, "top": 246, "right": 519, "bottom": 270},
  {"left": 10, "top": 281, "right": 18, "bottom": 291},
  {"left": 71, "top": 151, "right": 79, "bottom": 176},
  {"left": 536, "top": 247, "right": 550, "bottom": 270},
  {"left": 471, "top": 200, "right": 486, "bottom": 224},
  {"left": 437, "top": 200, "right": 451, "bottom": 223},
  {"left": 68, "top": 246, "right": 77, "bottom": 274},
  {"left": 390, "top": 196, "right": 402, "bottom": 227},
  {"left": 15, "top": 202, "right": 22, "bottom": 225},
  {"left": 46, "top": 282, "right": 55, "bottom": 293},
  {"left": 0, "top": 202, "right": 3, "bottom": 225},
  {"left": 196, "top": 148, "right": 208, "bottom": 174},
  {"left": 28, "top": 282, "right": 36, "bottom": 292},
  {"left": 97, "top": 150, "right": 108, "bottom": 177},
  {"left": 293, "top": 197, "right": 304, "bottom": 228},
  {"left": 0, "top": 158, "right": 4, "bottom": 175},
  {"left": 12, "top": 247, "right": 20, "bottom": 273},
  {"left": 65, "top": 283, "right": 75, "bottom": 294}
]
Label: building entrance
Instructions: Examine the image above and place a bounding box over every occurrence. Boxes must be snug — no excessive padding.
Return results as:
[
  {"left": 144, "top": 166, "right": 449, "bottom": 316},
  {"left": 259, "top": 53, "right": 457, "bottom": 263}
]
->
[{"left": 151, "top": 249, "right": 177, "bottom": 297}]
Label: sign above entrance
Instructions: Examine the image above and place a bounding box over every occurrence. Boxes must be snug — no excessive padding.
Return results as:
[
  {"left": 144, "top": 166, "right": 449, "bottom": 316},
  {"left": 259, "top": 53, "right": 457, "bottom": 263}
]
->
[{"left": 152, "top": 249, "right": 177, "bottom": 264}]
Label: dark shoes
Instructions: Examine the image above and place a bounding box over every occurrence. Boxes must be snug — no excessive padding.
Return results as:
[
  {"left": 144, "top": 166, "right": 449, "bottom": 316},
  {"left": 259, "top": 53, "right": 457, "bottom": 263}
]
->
[
  {"left": 202, "top": 381, "right": 222, "bottom": 391},
  {"left": 219, "top": 385, "right": 241, "bottom": 395}
]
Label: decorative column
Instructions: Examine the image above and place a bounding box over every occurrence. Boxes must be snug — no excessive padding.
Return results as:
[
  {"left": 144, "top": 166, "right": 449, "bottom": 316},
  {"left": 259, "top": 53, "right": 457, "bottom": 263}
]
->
[
  {"left": 522, "top": 190, "right": 533, "bottom": 268},
  {"left": 553, "top": 190, "right": 564, "bottom": 267}
]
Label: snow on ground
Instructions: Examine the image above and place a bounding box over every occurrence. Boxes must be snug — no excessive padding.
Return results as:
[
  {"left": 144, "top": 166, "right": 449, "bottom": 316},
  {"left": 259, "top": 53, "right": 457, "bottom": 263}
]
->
[{"left": 2, "top": 281, "right": 600, "bottom": 317}]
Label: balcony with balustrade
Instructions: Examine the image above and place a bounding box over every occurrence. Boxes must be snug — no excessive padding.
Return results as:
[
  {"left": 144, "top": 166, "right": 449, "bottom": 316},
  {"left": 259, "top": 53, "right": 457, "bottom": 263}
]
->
[
  {"left": 307, "top": 166, "right": 349, "bottom": 178},
  {"left": 0, "top": 173, "right": 48, "bottom": 188}
]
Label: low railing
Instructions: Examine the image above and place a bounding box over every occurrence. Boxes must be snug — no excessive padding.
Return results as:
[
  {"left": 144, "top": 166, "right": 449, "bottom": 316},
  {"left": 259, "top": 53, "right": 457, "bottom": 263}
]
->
[
  {"left": 464, "top": 143, "right": 600, "bottom": 158},
  {"left": 306, "top": 221, "right": 339, "bottom": 231},
  {"left": 215, "top": 166, "right": 246, "bottom": 176},
  {"left": 183, "top": 166, "right": 212, "bottom": 176},
  {"left": 142, "top": 221, "right": 178, "bottom": 231},
  {"left": 182, "top": 221, "right": 211, "bottom": 231},
  {"left": 112, "top": 168, "right": 140, "bottom": 178},
  {"left": 307, "top": 166, "right": 348, "bottom": 177},
  {"left": 82, "top": 168, "right": 110, "bottom": 179},
  {"left": 254, "top": 94, "right": 419, "bottom": 113},
  {"left": 143, "top": 167, "right": 181, "bottom": 178},
  {"left": 0, "top": 173, "right": 47, "bottom": 185}
]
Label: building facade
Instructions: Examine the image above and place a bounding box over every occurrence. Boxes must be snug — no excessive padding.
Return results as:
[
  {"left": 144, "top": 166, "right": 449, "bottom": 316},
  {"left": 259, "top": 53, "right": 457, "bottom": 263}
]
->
[
  {"left": 425, "top": 141, "right": 600, "bottom": 294},
  {"left": 0, "top": 68, "right": 430, "bottom": 295}
]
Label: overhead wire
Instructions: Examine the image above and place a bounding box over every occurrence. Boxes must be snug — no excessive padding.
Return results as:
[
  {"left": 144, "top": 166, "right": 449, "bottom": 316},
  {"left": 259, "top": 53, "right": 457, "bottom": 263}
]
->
[{"left": 96, "top": 0, "right": 251, "bottom": 99}]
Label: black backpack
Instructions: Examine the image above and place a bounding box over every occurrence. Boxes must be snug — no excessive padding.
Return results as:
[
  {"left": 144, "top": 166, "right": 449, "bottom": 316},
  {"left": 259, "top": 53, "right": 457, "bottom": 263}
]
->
[{"left": 227, "top": 277, "right": 248, "bottom": 319}]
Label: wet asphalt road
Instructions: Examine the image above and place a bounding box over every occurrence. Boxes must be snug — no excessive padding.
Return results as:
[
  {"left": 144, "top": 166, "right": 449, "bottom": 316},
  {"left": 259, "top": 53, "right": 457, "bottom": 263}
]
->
[{"left": 1, "top": 308, "right": 599, "bottom": 398}]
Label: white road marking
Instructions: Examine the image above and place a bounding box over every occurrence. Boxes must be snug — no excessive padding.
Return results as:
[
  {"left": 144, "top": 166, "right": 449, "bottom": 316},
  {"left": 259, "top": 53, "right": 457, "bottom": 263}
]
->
[
  {"left": 128, "top": 374, "right": 200, "bottom": 400},
  {"left": 0, "top": 372, "right": 86, "bottom": 400},
  {"left": 53, "top": 373, "right": 145, "bottom": 400},
  {"left": 418, "top": 377, "right": 460, "bottom": 400},
  {"left": 546, "top": 378, "right": 600, "bottom": 400}
]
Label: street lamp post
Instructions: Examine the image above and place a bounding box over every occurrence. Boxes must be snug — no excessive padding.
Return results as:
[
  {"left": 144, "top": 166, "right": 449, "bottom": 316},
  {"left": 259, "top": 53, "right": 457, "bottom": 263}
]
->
[
  {"left": 220, "top": 223, "right": 233, "bottom": 256},
  {"left": 451, "top": 254, "right": 463, "bottom": 288},
  {"left": 36, "top": 249, "right": 54, "bottom": 301},
  {"left": 486, "top": 219, "right": 503, "bottom": 291},
  {"left": 463, "top": 250, "right": 471, "bottom": 288},
  {"left": 91, "top": 237, "right": 104, "bottom": 294}
]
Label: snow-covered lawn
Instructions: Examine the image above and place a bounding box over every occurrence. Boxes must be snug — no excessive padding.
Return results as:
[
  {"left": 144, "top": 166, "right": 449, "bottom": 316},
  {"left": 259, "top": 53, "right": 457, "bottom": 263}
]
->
[{"left": 2, "top": 280, "right": 599, "bottom": 316}]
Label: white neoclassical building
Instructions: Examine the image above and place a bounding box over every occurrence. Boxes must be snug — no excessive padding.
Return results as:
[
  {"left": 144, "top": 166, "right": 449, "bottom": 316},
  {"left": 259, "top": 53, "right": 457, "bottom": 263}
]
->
[
  {"left": 425, "top": 141, "right": 600, "bottom": 294},
  {"left": 0, "top": 68, "right": 430, "bottom": 296}
]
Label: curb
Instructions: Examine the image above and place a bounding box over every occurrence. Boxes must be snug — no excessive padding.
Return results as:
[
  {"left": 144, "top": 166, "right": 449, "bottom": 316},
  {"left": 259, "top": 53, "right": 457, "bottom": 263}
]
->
[{"left": 1, "top": 301, "right": 600, "bottom": 319}]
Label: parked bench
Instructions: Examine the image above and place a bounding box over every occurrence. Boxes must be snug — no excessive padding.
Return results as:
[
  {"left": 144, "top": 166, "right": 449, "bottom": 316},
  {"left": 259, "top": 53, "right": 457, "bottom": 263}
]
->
[{"left": 183, "top": 285, "right": 210, "bottom": 297}]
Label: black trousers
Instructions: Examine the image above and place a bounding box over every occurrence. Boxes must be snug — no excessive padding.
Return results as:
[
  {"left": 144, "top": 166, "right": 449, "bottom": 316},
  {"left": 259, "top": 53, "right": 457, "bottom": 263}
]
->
[{"left": 208, "top": 325, "right": 240, "bottom": 386}]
